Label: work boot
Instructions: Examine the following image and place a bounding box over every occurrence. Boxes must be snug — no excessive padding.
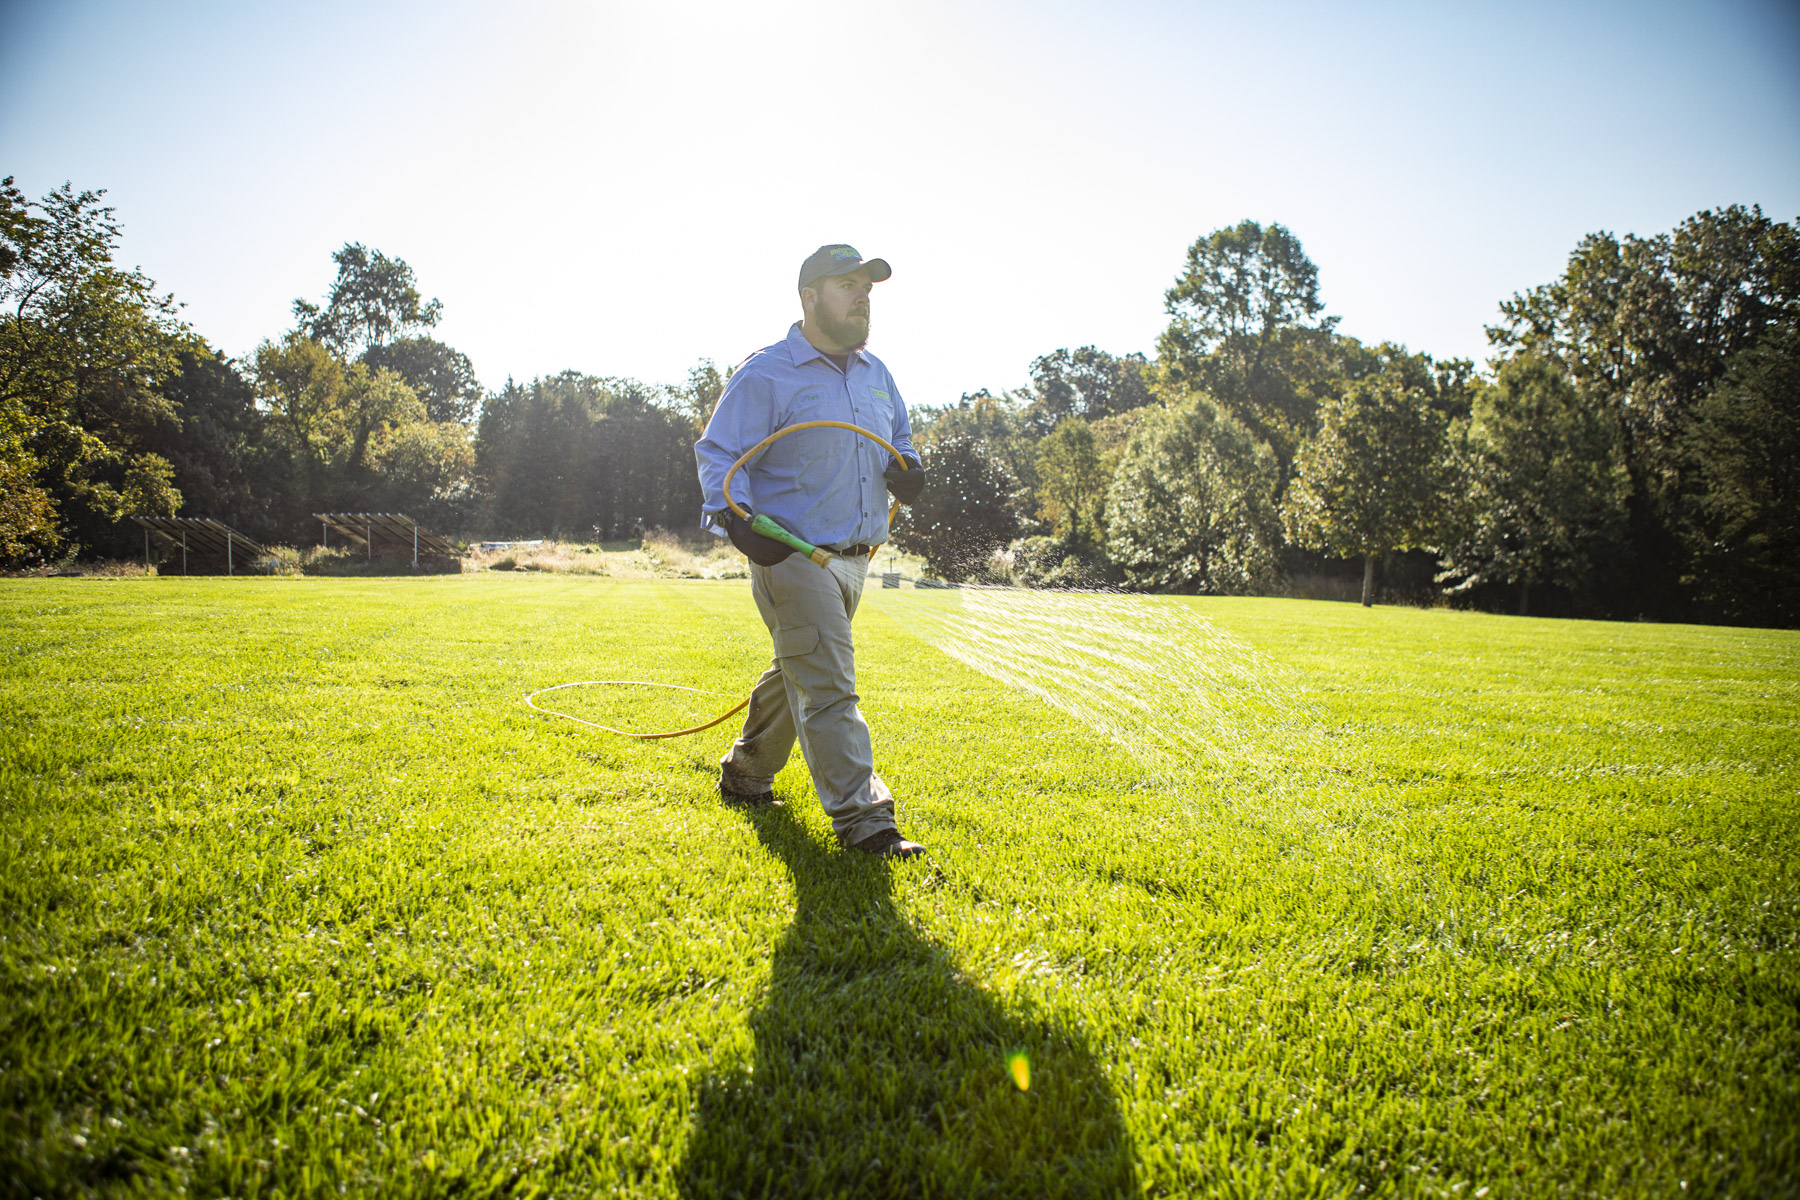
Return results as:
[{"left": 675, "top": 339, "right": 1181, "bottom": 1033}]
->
[
  {"left": 719, "top": 781, "right": 781, "bottom": 807},
  {"left": 848, "top": 827, "right": 926, "bottom": 859}
]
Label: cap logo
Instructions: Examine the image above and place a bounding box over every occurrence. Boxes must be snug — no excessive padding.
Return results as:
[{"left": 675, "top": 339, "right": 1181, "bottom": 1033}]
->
[{"left": 831, "top": 247, "right": 860, "bottom": 261}]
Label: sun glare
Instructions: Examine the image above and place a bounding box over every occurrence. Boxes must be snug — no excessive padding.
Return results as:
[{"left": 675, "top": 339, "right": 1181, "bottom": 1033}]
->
[{"left": 1007, "top": 1049, "right": 1031, "bottom": 1091}]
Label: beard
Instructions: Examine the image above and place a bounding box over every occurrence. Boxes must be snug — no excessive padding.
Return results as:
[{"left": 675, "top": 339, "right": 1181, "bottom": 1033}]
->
[{"left": 812, "top": 304, "right": 870, "bottom": 351}]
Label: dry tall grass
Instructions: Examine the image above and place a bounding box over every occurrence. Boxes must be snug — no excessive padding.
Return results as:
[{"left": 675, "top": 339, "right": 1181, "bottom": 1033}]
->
[
  {"left": 20, "top": 532, "right": 929, "bottom": 581},
  {"left": 465, "top": 532, "right": 750, "bottom": 580}
]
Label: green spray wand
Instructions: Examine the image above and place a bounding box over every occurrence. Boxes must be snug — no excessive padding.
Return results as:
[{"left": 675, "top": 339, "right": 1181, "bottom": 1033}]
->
[
  {"left": 722, "top": 420, "right": 910, "bottom": 569},
  {"left": 748, "top": 512, "right": 833, "bottom": 568}
]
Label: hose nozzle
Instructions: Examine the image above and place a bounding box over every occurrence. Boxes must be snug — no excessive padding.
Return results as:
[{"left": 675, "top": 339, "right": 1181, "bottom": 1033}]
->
[{"left": 751, "top": 512, "right": 832, "bottom": 568}]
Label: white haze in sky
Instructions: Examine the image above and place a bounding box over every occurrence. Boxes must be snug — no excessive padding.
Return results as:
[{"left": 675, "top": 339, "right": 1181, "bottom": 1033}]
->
[{"left": 2, "top": 0, "right": 1796, "bottom": 408}]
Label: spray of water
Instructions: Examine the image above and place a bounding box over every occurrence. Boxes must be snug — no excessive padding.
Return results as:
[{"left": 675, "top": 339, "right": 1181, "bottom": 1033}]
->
[{"left": 876, "top": 585, "right": 1334, "bottom": 794}]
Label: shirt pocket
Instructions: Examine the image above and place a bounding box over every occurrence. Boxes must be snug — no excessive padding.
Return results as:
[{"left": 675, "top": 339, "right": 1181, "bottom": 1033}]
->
[
  {"left": 865, "top": 385, "right": 895, "bottom": 432},
  {"left": 787, "top": 386, "right": 831, "bottom": 422},
  {"left": 773, "top": 388, "right": 831, "bottom": 469}
]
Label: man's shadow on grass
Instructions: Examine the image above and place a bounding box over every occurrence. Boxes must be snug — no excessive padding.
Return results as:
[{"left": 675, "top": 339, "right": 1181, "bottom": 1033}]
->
[{"left": 679, "top": 804, "right": 1135, "bottom": 1199}]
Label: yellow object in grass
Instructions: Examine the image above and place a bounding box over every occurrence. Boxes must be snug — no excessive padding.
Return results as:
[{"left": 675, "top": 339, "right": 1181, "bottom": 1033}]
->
[{"left": 1007, "top": 1050, "right": 1031, "bottom": 1091}]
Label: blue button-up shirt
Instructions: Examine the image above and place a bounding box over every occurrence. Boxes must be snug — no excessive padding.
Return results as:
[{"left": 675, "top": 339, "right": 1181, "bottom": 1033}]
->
[{"left": 695, "top": 323, "right": 916, "bottom": 549}]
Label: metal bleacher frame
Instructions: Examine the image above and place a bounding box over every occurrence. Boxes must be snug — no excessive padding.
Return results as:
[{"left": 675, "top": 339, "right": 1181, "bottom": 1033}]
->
[
  {"left": 130, "top": 516, "right": 268, "bottom": 576},
  {"left": 313, "top": 512, "right": 459, "bottom": 568}
]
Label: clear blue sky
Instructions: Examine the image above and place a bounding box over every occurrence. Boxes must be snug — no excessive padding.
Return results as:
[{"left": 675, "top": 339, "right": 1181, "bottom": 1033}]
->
[{"left": 3, "top": 0, "right": 1796, "bottom": 408}]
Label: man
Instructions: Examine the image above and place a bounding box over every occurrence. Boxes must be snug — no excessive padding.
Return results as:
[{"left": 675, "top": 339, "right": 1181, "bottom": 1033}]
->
[{"left": 694, "top": 244, "right": 928, "bottom": 859}]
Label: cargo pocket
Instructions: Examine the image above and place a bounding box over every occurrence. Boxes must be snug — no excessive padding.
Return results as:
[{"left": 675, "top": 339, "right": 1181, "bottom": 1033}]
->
[{"left": 772, "top": 624, "right": 819, "bottom": 658}]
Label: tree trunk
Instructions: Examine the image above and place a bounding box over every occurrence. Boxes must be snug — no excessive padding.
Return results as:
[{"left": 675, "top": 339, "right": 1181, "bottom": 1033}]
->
[
  {"left": 1519, "top": 579, "right": 1530, "bottom": 616},
  {"left": 1361, "top": 554, "right": 1375, "bottom": 607},
  {"left": 348, "top": 420, "right": 373, "bottom": 475}
]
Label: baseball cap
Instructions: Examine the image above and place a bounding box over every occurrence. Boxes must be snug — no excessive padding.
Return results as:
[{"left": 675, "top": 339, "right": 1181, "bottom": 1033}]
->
[{"left": 798, "top": 244, "right": 892, "bottom": 291}]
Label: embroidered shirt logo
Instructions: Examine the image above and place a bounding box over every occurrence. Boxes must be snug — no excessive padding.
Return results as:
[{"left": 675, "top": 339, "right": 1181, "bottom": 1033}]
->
[{"left": 869, "top": 388, "right": 890, "bottom": 401}]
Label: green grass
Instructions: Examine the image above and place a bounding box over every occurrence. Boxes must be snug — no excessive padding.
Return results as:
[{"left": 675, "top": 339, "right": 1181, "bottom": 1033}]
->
[{"left": 1, "top": 576, "right": 1795, "bottom": 1198}]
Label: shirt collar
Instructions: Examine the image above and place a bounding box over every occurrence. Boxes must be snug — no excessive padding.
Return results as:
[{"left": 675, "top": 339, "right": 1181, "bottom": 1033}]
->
[{"left": 785, "top": 322, "right": 868, "bottom": 368}]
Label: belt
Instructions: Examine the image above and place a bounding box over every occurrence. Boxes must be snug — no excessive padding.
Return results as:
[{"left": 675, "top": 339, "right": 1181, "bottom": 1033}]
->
[{"left": 826, "top": 543, "right": 878, "bottom": 557}]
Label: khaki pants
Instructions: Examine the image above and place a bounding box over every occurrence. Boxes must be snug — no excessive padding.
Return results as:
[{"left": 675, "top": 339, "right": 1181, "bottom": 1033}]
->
[{"left": 720, "top": 551, "right": 896, "bottom": 845}]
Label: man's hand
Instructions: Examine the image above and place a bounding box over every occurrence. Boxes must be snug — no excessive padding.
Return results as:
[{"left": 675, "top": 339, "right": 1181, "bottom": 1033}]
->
[
  {"left": 884, "top": 454, "right": 925, "bottom": 505},
  {"left": 726, "top": 510, "right": 796, "bottom": 566}
]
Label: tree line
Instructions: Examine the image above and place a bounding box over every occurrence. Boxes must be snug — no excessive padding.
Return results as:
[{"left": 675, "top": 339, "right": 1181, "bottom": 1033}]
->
[
  {"left": 0, "top": 176, "right": 709, "bottom": 560},
  {"left": 895, "top": 211, "right": 1798, "bottom": 626},
  {"left": 3, "top": 174, "right": 1795, "bottom": 625}
]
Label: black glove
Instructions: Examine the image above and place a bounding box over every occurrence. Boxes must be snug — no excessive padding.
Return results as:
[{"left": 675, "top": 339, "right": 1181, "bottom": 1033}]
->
[
  {"left": 725, "top": 510, "right": 795, "bottom": 567},
  {"left": 884, "top": 454, "right": 925, "bottom": 505}
]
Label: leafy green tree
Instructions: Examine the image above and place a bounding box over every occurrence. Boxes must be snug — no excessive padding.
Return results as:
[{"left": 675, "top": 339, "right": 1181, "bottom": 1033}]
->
[
  {"left": 1678, "top": 326, "right": 1800, "bottom": 625},
  {"left": 252, "top": 333, "right": 457, "bottom": 529},
  {"left": 342, "top": 366, "right": 425, "bottom": 476},
  {"left": 293, "top": 243, "right": 442, "bottom": 359},
  {"left": 1435, "top": 356, "right": 1630, "bottom": 616},
  {"left": 475, "top": 373, "right": 701, "bottom": 538},
  {"left": 360, "top": 337, "right": 482, "bottom": 424},
  {"left": 141, "top": 348, "right": 270, "bottom": 533},
  {"left": 1034, "top": 417, "right": 1105, "bottom": 542},
  {"left": 664, "top": 358, "right": 729, "bottom": 439},
  {"left": 252, "top": 334, "right": 352, "bottom": 487},
  {"left": 1488, "top": 205, "right": 1800, "bottom": 613},
  {"left": 916, "top": 388, "right": 1041, "bottom": 528},
  {"left": 1285, "top": 374, "right": 1453, "bottom": 606},
  {"left": 888, "top": 433, "right": 1021, "bottom": 581},
  {"left": 1158, "top": 220, "right": 1340, "bottom": 488},
  {"left": 475, "top": 377, "right": 555, "bottom": 532},
  {"left": 268, "top": 247, "right": 485, "bottom": 530},
  {"left": 0, "top": 176, "right": 192, "bottom": 560},
  {"left": 0, "top": 421, "right": 58, "bottom": 560},
  {"left": 1336, "top": 338, "right": 1479, "bottom": 421},
  {"left": 1494, "top": 207, "right": 1798, "bottom": 467},
  {"left": 1027, "top": 346, "right": 1155, "bottom": 427},
  {"left": 365, "top": 416, "right": 476, "bottom": 526},
  {"left": 1010, "top": 407, "right": 1151, "bottom": 585},
  {"left": 1105, "top": 394, "right": 1281, "bottom": 593},
  {"left": 120, "top": 452, "right": 181, "bottom": 519}
]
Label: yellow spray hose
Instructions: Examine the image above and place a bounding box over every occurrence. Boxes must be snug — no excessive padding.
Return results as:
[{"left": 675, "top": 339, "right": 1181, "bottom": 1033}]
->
[
  {"left": 524, "top": 421, "right": 911, "bottom": 739},
  {"left": 723, "top": 420, "right": 905, "bottom": 563},
  {"left": 524, "top": 680, "right": 749, "bottom": 740}
]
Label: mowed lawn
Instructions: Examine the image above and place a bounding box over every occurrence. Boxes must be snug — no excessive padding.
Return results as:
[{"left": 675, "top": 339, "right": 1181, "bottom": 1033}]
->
[{"left": 1, "top": 575, "right": 1795, "bottom": 1198}]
